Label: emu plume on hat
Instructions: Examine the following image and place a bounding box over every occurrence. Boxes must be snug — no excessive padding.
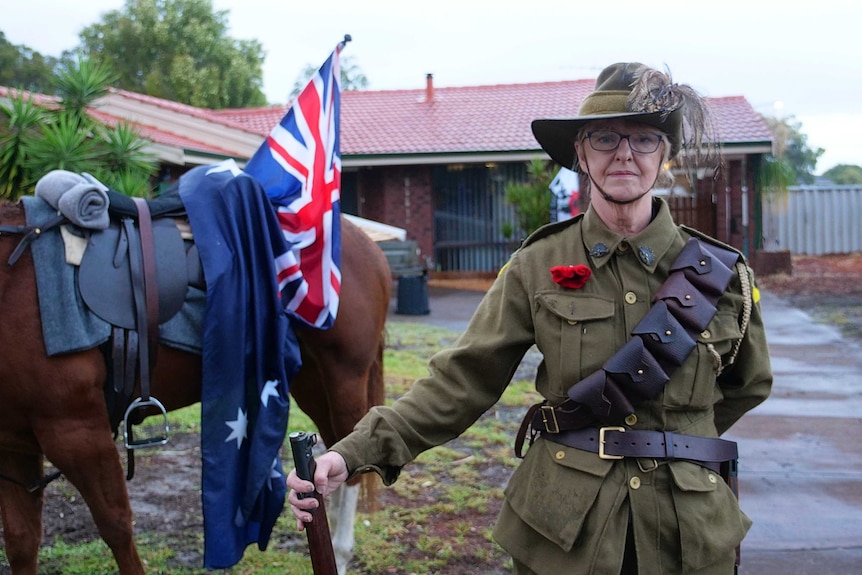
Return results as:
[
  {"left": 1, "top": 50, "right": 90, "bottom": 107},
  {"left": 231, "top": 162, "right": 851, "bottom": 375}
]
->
[{"left": 531, "top": 62, "right": 713, "bottom": 172}]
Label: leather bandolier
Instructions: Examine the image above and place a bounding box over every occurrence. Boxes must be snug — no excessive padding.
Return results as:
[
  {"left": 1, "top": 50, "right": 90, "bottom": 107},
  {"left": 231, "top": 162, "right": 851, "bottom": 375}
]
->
[{"left": 515, "top": 237, "right": 743, "bottom": 475}]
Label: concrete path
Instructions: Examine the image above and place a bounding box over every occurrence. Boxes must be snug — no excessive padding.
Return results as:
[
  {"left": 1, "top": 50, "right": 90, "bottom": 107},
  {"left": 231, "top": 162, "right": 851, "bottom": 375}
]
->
[
  {"left": 389, "top": 286, "right": 862, "bottom": 574},
  {"left": 726, "top": 292, "right": 862, "bottom": 574}
]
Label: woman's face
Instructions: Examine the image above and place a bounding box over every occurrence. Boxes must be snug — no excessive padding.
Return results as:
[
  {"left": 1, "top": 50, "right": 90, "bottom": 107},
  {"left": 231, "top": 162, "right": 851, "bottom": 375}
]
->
[{"left": 575, "top": 118, "right": 666, "bottom": 204}]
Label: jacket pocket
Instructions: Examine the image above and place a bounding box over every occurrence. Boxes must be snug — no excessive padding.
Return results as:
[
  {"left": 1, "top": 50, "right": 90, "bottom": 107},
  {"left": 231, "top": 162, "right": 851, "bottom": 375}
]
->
[
  {"left": 504, "top": 438, "right": 613, "bottom": 551},
  {"left": 663, "top": 310, "right": 743, "bottom": 410},
  {"left": 669, "top": 462, "right": 751, "bottom": 572},
  {"left": 535, "top": 291, "right": 615, "bottom": 400}
]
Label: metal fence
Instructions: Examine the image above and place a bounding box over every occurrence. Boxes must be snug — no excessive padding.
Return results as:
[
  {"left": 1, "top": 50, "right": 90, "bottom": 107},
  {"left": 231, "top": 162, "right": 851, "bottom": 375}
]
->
[{"left": 762, "top": 185, "right": 862, "bottom": 255}]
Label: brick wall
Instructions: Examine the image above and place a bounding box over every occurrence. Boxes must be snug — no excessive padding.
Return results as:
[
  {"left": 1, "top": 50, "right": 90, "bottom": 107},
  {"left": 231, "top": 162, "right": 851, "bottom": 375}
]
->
[{"left": 358, "top": 165, "right": 435, "bottom": 265}]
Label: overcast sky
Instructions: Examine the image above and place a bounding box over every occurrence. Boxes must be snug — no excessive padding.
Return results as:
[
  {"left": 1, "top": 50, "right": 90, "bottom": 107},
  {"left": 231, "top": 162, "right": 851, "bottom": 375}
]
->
[{"left": 4, "top": 0, "right": 860, "bottom": 174}]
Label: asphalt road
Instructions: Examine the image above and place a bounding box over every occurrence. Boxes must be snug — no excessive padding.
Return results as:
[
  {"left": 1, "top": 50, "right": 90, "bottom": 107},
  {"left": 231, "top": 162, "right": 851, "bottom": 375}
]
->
[{"left": 389, "top": 285, "right": 862, "bottom": 574}]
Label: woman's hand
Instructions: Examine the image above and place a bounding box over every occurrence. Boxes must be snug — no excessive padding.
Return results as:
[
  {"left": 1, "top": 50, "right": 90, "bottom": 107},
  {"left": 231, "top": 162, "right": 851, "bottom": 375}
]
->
[{"left": 286, "top": 451, "right": 349, "bottom": 531}]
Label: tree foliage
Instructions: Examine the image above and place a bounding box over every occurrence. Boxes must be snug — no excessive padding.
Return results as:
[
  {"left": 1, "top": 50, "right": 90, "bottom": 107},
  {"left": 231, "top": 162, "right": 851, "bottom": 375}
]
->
[
  {"left": 0, "top": 94, "right": 46, "bottom": 197},
  {"left": 0, "top": 31, "right": 58, "bottom": 93},
  {"left": 78, "top": 0, "right": 267, "bottom": 109},
  {"left": 757, "top": 155, "right": 796, "bottom": 201},
  {"left": 288, "top": 55, "right": 369, "bottom": 100},
  {"left": 822, "top": 164, "right": 862, "bottom": 185},
  {"left": 502, "top": 159, "right": 554, "bottom": 240},
  {"left": 0, "top": 59, "right": 157, "bottom": 199},
  {"left": 762, "top": 115, "right": 824, "bottom": 185}
]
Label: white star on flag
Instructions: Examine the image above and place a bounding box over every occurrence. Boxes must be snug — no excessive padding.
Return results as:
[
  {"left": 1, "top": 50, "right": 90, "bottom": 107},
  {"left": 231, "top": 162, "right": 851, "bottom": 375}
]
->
[
  {"left": 267, "top": 457, "right": 282, "bottom": 490},
  {"left": 224, "top": 407, "right": 248, "bottom": 449},
  {"left": 260, "top": 379, "right": 280, "bottom": 408}
]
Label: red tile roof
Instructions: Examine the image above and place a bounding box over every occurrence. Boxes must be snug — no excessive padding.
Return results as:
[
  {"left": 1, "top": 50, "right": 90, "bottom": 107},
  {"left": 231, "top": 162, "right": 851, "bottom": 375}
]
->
[
  {"left": 4, "top": 79, "right": 773, "bottom": 162},
  {"left": 108, "top": 88, "right": 257, "bottom": 134},
  {"left": 208, "top": 79, "right": 772, "bottom": 158},
  {"left": 211, "top": 105, "right": 286, "bottom": 136},
  {"left": 88, "top": 108, "right": 241, "bottom": 157},
  {"left": 0, "top": 86, "right": 60, "bottom": 108},
  {"left": 341, "top": 80, "right": 600, "bottom": 155},
  {"left": 709, "top": 96, "right": 775, "bottom": 143}
]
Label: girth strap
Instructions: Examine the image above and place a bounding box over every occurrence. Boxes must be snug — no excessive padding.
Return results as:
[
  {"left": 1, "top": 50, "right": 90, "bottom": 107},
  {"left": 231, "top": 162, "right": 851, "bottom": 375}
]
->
[
  {"left": 129, "top": 197, "right": 160, "bottom": 395},
  {"left": 115, "top": 198, "right": 167, "bottom": 479}
]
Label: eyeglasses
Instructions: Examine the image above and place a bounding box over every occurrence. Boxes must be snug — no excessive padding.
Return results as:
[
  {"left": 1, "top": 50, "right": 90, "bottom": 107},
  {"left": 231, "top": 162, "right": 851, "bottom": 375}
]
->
[{"left": 585, "top": 130, "right": 663, "bottom": 154}]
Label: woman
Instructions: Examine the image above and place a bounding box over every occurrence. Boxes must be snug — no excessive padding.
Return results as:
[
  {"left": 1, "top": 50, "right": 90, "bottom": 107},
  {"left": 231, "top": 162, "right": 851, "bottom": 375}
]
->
[{"left": 287, "top": 62, "right": 773, "bottom": 574}]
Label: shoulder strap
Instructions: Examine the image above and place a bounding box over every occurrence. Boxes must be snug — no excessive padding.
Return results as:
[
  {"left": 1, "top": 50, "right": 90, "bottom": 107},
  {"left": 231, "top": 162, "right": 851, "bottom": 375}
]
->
[
  {"left": 565, "top": 238, "right": 740, "bottom": 421},
  {"left": 520, "top": 238, "right": 741, "bottom": 445}
]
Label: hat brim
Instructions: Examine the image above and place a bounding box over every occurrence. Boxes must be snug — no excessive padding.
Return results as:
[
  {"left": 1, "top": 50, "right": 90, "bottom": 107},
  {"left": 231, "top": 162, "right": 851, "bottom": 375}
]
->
[{"left": 531, "top": 107, "right": 683, "bottom": 170}]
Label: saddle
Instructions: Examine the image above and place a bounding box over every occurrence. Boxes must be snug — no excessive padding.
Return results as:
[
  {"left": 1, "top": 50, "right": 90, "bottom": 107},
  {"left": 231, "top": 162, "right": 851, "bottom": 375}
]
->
[
  {"left": 78, "top": 190, "right": 192, "bottom": 329},
  {"left": 77, "top": 189, "right": 204, "bottom": 476}
]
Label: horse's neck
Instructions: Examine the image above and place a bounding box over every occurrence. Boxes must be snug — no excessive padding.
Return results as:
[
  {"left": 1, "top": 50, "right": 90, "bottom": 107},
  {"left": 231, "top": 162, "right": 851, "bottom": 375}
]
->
[{"left": 0, "top": 201, "right": 26, "bottom": 224}]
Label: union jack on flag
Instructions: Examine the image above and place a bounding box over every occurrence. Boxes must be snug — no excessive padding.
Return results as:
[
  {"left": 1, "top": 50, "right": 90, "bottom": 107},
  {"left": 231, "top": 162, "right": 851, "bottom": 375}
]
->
[{"left": 245, "top": 40, "right": 346, "bottom": 328}]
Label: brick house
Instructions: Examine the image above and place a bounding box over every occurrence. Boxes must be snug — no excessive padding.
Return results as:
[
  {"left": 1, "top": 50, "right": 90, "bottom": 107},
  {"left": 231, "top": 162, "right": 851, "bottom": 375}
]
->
[{"left": 2, "top": 75, "right": 775, "bottom": 274}]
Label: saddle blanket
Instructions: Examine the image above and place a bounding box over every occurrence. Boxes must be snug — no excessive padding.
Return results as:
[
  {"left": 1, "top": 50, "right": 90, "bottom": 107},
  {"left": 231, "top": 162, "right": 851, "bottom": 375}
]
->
[{"left": 21, "top": 195, "right": 204, "bottom": 357}]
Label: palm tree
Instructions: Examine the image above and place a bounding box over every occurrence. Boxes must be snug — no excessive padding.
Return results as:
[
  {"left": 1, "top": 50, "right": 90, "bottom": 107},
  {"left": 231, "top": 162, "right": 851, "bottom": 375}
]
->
[
  {"left": 0, "top": 93, "right": 45, "bottom": 197},
  {"left": 0, "top": 58, "right": 157, "bottom": 200}
]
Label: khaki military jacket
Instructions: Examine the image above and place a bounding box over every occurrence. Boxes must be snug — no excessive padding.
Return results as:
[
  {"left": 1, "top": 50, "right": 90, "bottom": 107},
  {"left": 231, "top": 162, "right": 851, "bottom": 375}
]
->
[{"left": 333, "top": 198, "right": 773, "bottom": 574}]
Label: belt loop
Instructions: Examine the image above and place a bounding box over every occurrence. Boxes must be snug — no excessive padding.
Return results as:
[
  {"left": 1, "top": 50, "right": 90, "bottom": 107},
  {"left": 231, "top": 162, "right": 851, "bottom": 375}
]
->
[{"left": 663, "top": 431, "right": 675, "bottom": 459}]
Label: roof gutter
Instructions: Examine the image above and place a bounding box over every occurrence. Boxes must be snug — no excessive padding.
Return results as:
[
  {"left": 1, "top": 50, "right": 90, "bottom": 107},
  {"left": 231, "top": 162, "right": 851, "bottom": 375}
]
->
[{"left": 344, "top": 150, "right": 545, "bottom": 168}]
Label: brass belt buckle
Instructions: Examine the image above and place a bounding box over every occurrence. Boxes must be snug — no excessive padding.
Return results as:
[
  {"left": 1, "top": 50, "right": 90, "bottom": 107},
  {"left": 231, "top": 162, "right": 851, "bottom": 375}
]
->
[
  {"left": 598, "top": 426, "right": 625, "bottom": 460},
  {"left": 540, "top": 405, "right": 560, "bottom": 433}
]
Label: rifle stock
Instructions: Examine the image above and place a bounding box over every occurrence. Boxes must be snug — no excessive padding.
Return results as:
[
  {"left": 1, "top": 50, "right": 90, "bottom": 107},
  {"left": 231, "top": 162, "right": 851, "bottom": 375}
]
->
[{"left": 289, "top": 431, "right": 339, "bottom": 575}]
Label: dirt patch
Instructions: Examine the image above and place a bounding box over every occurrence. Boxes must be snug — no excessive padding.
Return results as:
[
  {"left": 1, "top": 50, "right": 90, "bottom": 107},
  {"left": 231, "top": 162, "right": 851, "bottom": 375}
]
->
[
  {"left": 757, "top": 252, "right": 862, "bottom": 341},
  {"left": 38, "top": 433, "right": 210, "bottom": 565}
]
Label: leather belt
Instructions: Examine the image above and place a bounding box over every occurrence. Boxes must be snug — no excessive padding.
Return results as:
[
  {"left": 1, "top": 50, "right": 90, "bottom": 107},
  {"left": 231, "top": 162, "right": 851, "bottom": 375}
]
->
[
  {"left": 541, "top": 427, "right": 738, "bottom": 473},
  {"left": 532, "top": 402, "right": 593, "bottom": 434}
]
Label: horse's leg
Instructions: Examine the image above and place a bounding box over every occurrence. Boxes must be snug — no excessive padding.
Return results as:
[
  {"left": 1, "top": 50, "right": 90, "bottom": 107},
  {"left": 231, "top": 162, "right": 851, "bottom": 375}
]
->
[
  {"left": 290, "top": 217, "right": 390, "bottom": 574},
  {"left": 30, "top": 353, "right": 145, "bottom": 575},
  {"left": 327, "top": 483, "right": 359, "bottom": 574},
  {"left": 292, "top": 330, "right": 385, "bottom": 575},
  {"left": 0, "top": 451, "right": 44, "bottom": 575},
  {"left": 291, "top": 355, "right": 360, "bottom": 575},
  {"left": 36, "top": 418, "right": 144, "bottom": 574}
]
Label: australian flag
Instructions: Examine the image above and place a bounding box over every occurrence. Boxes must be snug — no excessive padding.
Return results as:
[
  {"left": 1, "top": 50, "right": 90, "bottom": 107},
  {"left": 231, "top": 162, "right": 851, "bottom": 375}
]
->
[
  {"left": 244, "top": 39, "right": 346, "bottom": 329},
  {"left": 179, "top": 160, "right": 301, "bottom": 569}
]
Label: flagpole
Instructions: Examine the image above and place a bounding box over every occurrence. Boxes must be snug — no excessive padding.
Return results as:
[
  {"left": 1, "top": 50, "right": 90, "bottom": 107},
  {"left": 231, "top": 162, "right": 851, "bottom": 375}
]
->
[{"left": 338, "top": 34, "right": 352, "bottom": 50}]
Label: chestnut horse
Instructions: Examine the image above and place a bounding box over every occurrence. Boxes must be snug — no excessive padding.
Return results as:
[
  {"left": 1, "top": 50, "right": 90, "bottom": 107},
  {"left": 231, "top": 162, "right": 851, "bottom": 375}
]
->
[{"left": 0, "top": 201, "right": 390, "bottom": 575}]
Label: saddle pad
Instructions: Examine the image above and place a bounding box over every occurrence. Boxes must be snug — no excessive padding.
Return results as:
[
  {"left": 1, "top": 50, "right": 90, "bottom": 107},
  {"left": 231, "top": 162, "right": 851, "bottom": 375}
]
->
[{"left": 79, "top": 217, "right": 188, "bottom": 329}]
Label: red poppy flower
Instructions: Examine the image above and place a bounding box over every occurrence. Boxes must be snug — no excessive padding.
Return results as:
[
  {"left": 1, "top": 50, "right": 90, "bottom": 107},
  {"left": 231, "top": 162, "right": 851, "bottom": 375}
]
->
[{"left": 550, "top": 264, "right": 592, "bottom": 289}]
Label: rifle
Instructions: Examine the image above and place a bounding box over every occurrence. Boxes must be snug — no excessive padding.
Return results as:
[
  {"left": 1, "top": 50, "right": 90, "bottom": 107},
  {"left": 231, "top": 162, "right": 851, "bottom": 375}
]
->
[{"left": 289, "top": 431, "right": 339, "bottom": 575}]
